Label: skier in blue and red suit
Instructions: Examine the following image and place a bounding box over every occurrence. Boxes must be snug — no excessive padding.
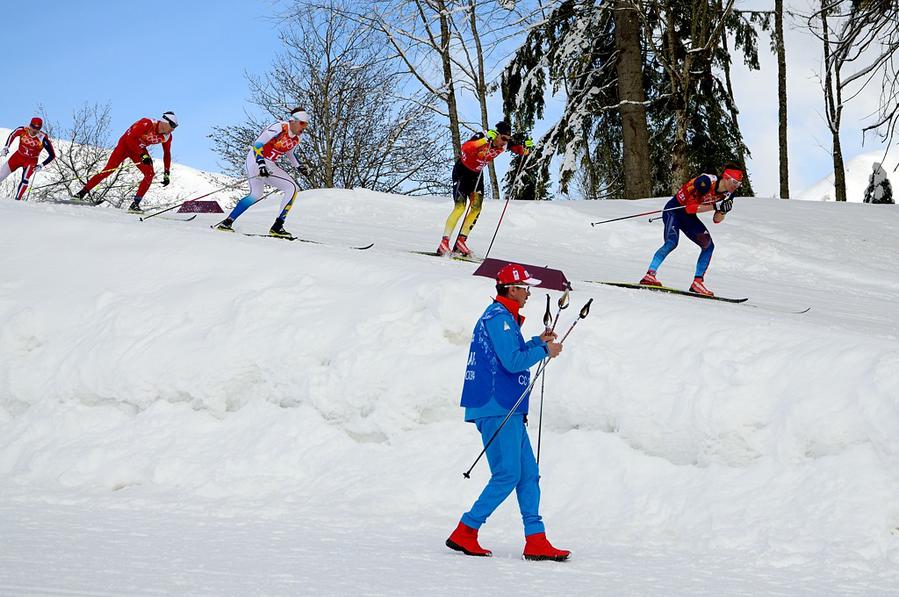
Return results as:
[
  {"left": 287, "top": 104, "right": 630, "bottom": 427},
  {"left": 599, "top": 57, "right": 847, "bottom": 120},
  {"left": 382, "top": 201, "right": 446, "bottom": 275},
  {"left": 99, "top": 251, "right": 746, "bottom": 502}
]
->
[
  {"left": 446, "top": 263, "right": 570, "bottom": 562},
  {"left": 0, "top": 117, "right": 56, "bottom": 200},
  {"left": 639, "top": 164, "right": 744, "bottom": 296}
]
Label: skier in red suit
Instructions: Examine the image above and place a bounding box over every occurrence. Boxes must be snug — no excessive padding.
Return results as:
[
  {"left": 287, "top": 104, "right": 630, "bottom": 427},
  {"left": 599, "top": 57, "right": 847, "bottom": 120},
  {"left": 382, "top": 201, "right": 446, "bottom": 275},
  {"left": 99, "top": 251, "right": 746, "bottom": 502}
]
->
[
  {"left": 75, "top": 112, "right": 178, "bottom": 212},
  {"left": 0, "top": 117, "right": 56, "bottom": 200}
]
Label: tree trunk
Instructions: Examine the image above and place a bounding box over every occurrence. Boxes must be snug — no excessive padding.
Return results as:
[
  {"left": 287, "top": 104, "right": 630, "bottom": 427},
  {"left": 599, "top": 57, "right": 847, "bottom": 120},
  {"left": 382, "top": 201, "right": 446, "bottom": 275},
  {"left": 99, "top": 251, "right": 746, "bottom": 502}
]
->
[
  {"left": 775, "top": 0, "right": 790, "bottom": 199},
  {"left": 613, "top": 0, "right": 651, "bottom": 199},
  {"left": 667, "top": 6, "right": 691, "bottom": 190},
  {"left": 466, "top": 0, "right": 501, "bottom": 200},
  {"left": 436, "top": 0, "right": 462, "bottom": 159},
  {"left": 821, "top": 3, "right": 846, "bottom": 202},
  {"left": 717, "top": 0, "right": 753, "bottom": 195}
]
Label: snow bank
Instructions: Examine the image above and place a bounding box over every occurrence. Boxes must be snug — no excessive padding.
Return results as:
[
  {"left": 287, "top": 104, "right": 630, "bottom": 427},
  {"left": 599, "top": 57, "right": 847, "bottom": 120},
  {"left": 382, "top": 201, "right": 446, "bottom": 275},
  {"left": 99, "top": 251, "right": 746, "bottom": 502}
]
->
[{"left": 1, "top": 187, "right": 898, "bottom": 593}]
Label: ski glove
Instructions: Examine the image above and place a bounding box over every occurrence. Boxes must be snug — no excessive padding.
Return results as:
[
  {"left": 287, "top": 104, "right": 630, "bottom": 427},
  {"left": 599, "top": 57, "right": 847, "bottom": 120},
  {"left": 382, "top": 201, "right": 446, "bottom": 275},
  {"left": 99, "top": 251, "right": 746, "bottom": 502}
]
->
[
  {"left": 0, "top": 147, "right": 8, "bottom": 157},
  {"left": 485, "top": 130, "right": 497, "bottom": 141},
  {"left": 162, "top": 170, "right": 171, "bottom": 187},
  {"left": 716, "top": 197, "right": 733, "bottom": 214},
  {"left": 33, "top": 164, "right": 42, "bottom": 173},
  {"left": 258, "top": 164, "right": 270, "bottom": 178},
  {"left": 140, "top": 153, "right": 152, "bottom": 165}
]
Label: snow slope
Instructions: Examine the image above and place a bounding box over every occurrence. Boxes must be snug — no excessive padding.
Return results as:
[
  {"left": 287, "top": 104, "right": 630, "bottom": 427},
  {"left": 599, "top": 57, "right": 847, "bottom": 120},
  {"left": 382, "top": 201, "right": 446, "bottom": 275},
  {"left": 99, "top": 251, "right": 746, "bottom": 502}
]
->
[
  {"left": 797, "top": 148, "right": 899, "bottom": 203},
  {"left": 1, "top": 188, "right": 898, "bottom": 596}
]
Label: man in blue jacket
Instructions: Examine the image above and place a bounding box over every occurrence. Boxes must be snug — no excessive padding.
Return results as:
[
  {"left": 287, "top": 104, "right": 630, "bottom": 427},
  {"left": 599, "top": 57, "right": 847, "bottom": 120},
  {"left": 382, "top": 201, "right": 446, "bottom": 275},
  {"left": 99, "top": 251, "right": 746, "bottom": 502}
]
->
[{"left": 446, "top": 263, "right": 570, "bottom": 561}]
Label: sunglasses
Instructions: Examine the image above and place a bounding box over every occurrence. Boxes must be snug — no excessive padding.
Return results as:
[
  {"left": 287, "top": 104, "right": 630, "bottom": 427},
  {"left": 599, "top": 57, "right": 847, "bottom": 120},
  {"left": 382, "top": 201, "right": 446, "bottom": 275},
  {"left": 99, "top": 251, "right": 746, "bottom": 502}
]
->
[
  {"left": 724, "top": 175, "right": 742, "bottom": 188},
  {"left": 499, "top": 135, "right": 512, "bottom": 142},
  {"left": 29, "top": 124, "right": 41, "bottom": 131},
  {"left": 508, "top": 284, "right": 532, "bottom": 293}
]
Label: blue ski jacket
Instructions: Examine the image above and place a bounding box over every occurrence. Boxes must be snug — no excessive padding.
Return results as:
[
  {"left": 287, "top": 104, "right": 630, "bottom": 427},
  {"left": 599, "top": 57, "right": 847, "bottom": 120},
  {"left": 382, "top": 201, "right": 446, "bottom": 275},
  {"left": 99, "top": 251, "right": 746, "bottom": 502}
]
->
[{"left": 460, "top": 301, "right": 549, "bottom": 422}]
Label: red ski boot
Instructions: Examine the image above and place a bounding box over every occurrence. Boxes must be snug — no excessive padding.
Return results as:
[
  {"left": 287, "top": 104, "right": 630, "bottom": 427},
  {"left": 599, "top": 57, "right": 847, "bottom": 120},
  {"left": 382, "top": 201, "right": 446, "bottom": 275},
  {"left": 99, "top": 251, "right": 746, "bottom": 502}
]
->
[
  {"left": 639, "top": 270, "right": 662, "bottom": 287},
  {"left": 446, "top": 521, "right": 492, "bottom": 557},
  {"left": 523, "top": 532, "right": 570, "bottom": 562},
  {"left": 436, "top": 236, "right": 451, "bottom": 256},
  {"left": 689, "top": 277, "right": 714, "bottom": 297},
  {"left": 453, "top": 234, "right": 472, "bottom": 257}
]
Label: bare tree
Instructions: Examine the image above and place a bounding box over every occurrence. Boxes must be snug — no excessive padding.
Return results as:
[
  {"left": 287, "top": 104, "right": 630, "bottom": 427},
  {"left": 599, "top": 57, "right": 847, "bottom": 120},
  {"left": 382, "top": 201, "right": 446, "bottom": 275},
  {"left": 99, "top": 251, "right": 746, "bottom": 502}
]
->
[
  {"left": 810, "top": 1, "right": 899, "bottom": 161},
  {"left": 811, "top": 0, "right": 848, "bottom": 202},
  {"left": 334, "top": 0, "right": 537, "bottom": 199},
  {"left": 25, "top": 103, "right": 139, "bottom": 207},
  {"left": 212, "top": 3, "right": 449, "bottom": 196}
]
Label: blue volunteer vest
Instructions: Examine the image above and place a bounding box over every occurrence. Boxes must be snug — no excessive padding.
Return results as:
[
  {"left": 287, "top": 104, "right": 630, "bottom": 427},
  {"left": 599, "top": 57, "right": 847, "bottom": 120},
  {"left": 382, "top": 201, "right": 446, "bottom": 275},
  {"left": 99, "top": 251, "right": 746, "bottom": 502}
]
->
[{"left": 460, "top": 302, "right": 535, "bottom": 415}]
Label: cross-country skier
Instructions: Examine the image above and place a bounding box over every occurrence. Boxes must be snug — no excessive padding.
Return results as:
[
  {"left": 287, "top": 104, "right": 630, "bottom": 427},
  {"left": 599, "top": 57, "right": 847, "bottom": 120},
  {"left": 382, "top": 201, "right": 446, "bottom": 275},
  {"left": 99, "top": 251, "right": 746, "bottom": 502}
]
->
[
  {"left": 213, "top": 108, "right": 310, "bottom": 238},
  {"left": 438, "top": 121, "right": 532, "bottom": 257},
  {"left": 639, "top": 164, "right": 744, "bottom": 296},
  {"left": 75, "top": 112, "right": 178, "bottom": 212},
  {"left": 446, "top": 263, "right": 570, "bottom": 562},
  {"left": 0, "top": 117, "right": 56, "bottom": 200}
]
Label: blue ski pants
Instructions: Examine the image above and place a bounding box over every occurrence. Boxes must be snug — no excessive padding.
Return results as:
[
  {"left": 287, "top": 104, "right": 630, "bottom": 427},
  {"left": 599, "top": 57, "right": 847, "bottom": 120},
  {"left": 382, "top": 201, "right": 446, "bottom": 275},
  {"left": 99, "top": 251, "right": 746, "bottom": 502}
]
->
[
  {"left": 461, "top": 414, "right": 545, "bottom": 536},
  {"left": 648, "top": 197, "right": 715, "bottom": 278}
]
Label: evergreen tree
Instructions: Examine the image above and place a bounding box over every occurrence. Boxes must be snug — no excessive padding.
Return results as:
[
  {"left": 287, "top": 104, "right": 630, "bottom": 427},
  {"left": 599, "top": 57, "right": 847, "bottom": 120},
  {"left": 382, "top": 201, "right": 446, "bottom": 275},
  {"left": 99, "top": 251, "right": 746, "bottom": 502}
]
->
[
  {"left": 863, "top": 162, "right": 894, "bottom": 204},
  {"left": 501, "top": 0, "right": 764, "bottom": 199}
]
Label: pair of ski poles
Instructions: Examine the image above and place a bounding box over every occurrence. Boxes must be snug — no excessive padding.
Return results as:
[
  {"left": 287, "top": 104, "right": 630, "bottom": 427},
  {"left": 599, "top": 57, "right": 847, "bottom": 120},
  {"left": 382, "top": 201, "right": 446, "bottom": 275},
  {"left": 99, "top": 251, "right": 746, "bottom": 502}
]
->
[
  {"left": 589, "top": 191, "right": 737, "bottom": 227},
  {"left": 454, "top": 149, "right": 531, "bottom": 261},
  {"left": 462, "top": 295, "right": 592, "bottom": 478}
]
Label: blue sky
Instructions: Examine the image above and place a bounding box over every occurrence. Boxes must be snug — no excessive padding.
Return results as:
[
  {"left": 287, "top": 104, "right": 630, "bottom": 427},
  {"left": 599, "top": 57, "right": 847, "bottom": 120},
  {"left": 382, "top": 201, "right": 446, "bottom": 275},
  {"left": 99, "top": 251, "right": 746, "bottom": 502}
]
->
[
  {"left": 1, "top": 0, "right": 893, "bottom": 198},
  {"left": 1, "top": 1, "right": 282, "bottom": 173}
]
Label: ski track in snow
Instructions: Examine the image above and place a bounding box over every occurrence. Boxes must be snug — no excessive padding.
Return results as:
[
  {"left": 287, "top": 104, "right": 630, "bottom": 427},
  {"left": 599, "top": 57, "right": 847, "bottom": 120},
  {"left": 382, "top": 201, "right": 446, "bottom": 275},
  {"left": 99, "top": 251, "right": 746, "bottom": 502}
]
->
[{"left": 1, "top": 189, "right": 898, "bottom": 596}]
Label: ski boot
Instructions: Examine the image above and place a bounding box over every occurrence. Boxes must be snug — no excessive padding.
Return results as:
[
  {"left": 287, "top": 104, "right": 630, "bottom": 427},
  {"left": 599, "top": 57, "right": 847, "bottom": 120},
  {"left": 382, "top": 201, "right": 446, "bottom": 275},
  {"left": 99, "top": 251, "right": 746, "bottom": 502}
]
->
[
  {"left": 453, "top": 234, "right": 472, "bottom": 257},
  {"left": 523, "top": 532, "right": 570, "bottom": 562},
  {"left": 74, "top": 188, "right": 88, "bottom": 201},
  {"left": 269, "top": 219, "right": 293, "bottom": 239},
  {"left": 436, "top": 236, "right": 451, "bottom": 256},
  {"left": 639, "top": 270, "right": 662, "bottom": 287},
  {"left": 689, "top": 277, "right": 714, "bottom": 297},
  {"left": 446, "top": 522, "right": 492, "bottom": 557},
  {"left": 214, "top": 218, "right": 235, "bottom": 232},
  {"left": 127, "top": 198, "right": 144, "bottom": 214}
]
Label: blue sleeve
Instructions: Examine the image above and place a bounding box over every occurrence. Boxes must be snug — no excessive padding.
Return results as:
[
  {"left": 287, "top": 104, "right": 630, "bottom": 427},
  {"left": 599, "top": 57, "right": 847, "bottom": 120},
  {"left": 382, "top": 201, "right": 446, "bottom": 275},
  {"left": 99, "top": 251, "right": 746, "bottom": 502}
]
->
[
  {"left": 694, "top": 175, "right": 712, "bottom": 195},
  {"left": 42, "top": 137, "right": 56, "bottom": 165},
  {"left": 484, "top": 316, "right": 548, "bottom": 374},
  {"left": 252, "top": 142, "right": 265, "bottom": 164},
  {"left": 525, "top": 336, "right": 545, "bottom": 350}
]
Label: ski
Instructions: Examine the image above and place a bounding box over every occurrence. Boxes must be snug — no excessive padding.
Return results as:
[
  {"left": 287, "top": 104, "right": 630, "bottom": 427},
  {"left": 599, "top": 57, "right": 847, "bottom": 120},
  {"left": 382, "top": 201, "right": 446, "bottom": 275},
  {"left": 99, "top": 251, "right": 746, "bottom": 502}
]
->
[
  {"left": 155, "top": 214, "right": 198, "bottom": 222},
  {"left": 45, "top": 198, "right": 106, "bottom": 207},
  {"left": 241, "top": 233, "right": 373, "bottom": 250},
  {"left": 409, "top": 250, "right": 483, "bottom": 263},
  {"left": 589, "top": 281, "right": 748, "bottom": 303}
]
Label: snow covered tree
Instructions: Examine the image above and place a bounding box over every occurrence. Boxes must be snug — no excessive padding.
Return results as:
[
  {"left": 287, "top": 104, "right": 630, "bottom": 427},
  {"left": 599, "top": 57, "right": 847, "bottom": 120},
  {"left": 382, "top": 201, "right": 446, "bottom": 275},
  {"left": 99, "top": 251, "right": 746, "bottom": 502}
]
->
[
  {"left": 863, "top": 162, "right": 894, "bottom": 204},
  {"left": 501, "top": 0, "right": 760, "bottom": 200},
  {"left": 213, "top": 3, "right": 449, "bottom": 196}
]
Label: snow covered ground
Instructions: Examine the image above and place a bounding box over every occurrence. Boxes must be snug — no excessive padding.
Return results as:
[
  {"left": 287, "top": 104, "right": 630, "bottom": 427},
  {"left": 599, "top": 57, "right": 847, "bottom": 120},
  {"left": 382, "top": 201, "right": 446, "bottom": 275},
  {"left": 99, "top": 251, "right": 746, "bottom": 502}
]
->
[{"left": 1, "top": 185, "right": 898, "bottom": 596}]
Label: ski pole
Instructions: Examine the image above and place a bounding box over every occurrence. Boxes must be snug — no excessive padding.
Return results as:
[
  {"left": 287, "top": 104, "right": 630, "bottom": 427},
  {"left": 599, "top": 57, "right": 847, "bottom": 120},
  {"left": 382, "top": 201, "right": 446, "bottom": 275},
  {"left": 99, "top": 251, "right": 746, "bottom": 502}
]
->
[
  {"left": 140, "top": 177, "right": 250, "bottom": 221},
  {"left": 31, "top": 161, "right": 136, "bottom": 191},
  {"left": 484, "top": 153, "right": 529, "bottom": 261},
  {"left": 536, "top": 288, "right": 569, "bottom": 465},
  {"left": 463, "top": 298, "right": 592, "bottom": 479},
  {"left": 454, "top": 167, "right": 484, "bottom": 244},
  {"left": 590, "top": 203, "right": 688, "bottom": 227},
  {"left": 647, "top": 193, "right": 734, "bottom": 223}
]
